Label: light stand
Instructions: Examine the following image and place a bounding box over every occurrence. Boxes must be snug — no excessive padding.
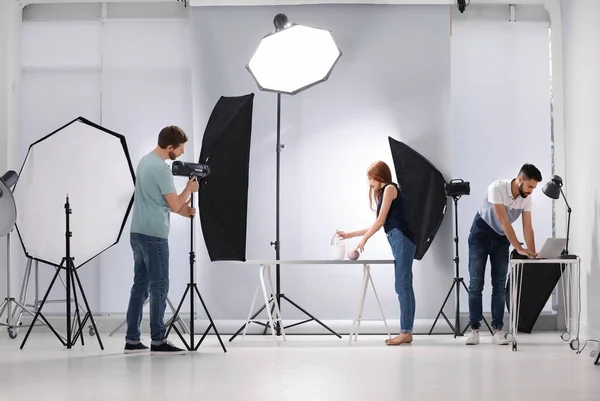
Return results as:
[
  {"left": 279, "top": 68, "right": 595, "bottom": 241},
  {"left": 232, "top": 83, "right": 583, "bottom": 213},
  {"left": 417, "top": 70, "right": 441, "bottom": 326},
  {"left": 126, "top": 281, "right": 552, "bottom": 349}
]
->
[
  {"left": 429, "top": 180, "right": 493, "bottom": 337},
  {"left": 20, "top": 195, "right": 103, "bottom": 350},
  {"left": 166, "top": 162, "right": 226, "bottom": 352},
  {"left": 542, "top": 175, "right": 575, "bottom": 258},
  {"left": 230, "top": 13, "right": 342, "bottom": 340},
  {"left": 0, "top": 171, "right": 39, "bottom": 339}
]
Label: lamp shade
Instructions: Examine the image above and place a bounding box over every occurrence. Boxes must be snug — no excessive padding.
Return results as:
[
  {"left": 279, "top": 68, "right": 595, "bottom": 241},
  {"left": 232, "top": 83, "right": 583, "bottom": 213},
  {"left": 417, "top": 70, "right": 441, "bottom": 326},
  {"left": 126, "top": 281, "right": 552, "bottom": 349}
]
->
[
  {"left": 542, "top": 175, "right": 563, "bottom": 200},
  {"left": 247, "top": 21, "right": 342, "bottom": 95},
  {"left": 0, "top": 170, "right": 18, "bottom": 237}
]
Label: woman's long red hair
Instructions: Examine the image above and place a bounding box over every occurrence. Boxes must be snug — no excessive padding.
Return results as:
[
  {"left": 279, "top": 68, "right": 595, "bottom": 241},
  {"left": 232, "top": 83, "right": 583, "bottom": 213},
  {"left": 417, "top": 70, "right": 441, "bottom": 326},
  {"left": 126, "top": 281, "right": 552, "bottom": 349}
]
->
[{"left": 367, "top": 161, "right": 393, "bottom": 211}]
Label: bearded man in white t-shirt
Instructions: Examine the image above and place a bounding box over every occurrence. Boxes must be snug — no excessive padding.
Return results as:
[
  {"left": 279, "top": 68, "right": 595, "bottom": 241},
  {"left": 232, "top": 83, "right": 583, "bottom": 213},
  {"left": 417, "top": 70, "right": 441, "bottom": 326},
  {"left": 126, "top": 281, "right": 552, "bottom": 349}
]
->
[{"left": 465, "top": 164, "right": 542, "bottom": 345}]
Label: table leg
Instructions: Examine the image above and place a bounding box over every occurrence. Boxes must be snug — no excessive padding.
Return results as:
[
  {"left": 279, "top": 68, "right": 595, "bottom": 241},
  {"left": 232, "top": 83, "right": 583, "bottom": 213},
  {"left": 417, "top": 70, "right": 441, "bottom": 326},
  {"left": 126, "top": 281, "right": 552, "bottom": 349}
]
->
[
  {"left": 265, "top": 264, "right": 286, "bottom": 341},
  {"left": 349, "top": 265, "right": 369, "bottom": 345},
  {"left": 367, "top": 265, "right": 391, "bottom": 340},
  {"left": 259, "top": 264, "right": 280, "bottom": 340}
]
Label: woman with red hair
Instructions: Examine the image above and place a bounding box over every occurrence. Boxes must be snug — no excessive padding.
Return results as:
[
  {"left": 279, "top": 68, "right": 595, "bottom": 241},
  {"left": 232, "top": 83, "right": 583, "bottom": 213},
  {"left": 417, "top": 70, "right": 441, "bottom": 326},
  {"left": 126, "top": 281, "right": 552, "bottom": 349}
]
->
[{"left": 338, "top": 161, "right": 416, "bottom": 345}]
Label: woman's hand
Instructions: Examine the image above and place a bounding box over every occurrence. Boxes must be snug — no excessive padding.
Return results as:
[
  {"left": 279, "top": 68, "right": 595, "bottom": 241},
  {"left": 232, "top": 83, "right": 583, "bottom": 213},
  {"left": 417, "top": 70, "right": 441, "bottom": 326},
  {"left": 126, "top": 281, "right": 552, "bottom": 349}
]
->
[
  {"left": 336, "top": 230, "right": 352, "bottom": 239},
  {"left": 355, "top": 237, "right": 367, "bottom": 253}
]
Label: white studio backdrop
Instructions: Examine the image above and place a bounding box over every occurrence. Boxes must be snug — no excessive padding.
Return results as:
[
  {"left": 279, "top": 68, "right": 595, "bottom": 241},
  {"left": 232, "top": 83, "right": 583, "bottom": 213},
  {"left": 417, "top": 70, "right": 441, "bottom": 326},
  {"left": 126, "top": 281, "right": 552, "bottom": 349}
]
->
[
  {"left": 450, "top": 15, "right": 554, "bottom": 314},
  {"left": 18, "top": 17, "right": 195, "bottom": 316},
  {"left": 190, "top": 4, "right": 455, "bottom": 327},
  {"left": 14, "top": 3, "right": 553, "bottom": 334}
]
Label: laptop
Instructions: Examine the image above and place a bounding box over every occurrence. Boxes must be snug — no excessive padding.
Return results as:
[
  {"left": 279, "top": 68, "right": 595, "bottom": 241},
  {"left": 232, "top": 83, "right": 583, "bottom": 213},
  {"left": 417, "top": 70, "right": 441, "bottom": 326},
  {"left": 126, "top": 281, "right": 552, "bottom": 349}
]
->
[{"left": 535, "top": 237, "right": 567, "bottom": 259}]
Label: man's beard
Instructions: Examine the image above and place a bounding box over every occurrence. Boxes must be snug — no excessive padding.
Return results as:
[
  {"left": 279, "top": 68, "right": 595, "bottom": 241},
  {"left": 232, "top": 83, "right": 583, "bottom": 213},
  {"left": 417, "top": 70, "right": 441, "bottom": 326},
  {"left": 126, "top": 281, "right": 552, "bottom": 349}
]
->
[
  {"left": 168, "top": 150, "right": 177, "bottom": 160},
  {"left": 518, "top": 183, "right": 528, "bottom": 198}
]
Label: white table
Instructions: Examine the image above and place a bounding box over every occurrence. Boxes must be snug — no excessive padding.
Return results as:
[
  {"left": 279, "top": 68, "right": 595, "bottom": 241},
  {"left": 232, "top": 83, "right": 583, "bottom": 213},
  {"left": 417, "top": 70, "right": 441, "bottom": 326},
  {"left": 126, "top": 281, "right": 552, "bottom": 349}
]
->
[
  {"left": 236, "top": 259, "right": 395, "bottom": 344},
  {"left": 508, "top": 256, "right": 581, "bottom": 351}
]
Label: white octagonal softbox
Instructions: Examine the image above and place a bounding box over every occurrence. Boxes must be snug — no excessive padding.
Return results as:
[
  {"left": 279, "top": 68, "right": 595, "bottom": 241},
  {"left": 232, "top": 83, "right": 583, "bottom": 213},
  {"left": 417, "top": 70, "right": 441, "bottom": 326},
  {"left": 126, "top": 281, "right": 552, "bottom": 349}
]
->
[{"left": 13, "top": 117, "right": 135, "bottom": 269}]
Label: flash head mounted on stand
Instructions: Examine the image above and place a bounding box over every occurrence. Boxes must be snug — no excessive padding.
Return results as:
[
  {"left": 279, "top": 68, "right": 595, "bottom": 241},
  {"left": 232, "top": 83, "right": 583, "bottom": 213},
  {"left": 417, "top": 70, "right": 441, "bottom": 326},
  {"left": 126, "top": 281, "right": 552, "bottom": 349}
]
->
[
  {"left": 445, "top": 179, "right": 470, "bottom": 197},
  {"left": 0, "top": 170, "right": 18, "bottom": 198},
  {"left": 172, "top": 161, "right": 210, "bottom": 179},
  {"left": 0, "top": 170, "right": 18, "bottom": 237}
]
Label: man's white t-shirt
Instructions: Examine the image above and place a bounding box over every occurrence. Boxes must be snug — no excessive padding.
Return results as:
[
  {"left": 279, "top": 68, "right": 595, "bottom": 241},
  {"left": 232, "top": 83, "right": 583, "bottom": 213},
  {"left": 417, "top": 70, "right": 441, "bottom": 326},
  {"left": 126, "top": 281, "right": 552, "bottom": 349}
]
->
[{"left": 478, "top": 179, "right": 532, "bottom": 236}]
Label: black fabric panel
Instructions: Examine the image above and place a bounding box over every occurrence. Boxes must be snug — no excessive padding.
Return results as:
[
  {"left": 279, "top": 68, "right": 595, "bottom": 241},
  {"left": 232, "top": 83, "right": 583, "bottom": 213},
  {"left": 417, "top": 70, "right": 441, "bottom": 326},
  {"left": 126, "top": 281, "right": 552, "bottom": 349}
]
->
[
  {"left": 199, "top": 94, "right": 254, "bottom": 262},
  {"left": 388, "top": 137, "right": 448, "bottom": 260}
]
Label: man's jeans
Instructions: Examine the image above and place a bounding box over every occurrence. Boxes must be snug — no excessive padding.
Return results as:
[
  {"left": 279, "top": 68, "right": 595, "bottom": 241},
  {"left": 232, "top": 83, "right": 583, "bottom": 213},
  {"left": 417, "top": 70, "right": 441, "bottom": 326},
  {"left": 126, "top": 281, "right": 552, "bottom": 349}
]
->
[
  {"left": 386, "top": 228, "right": 417, "bottom": 333},
  {"left": 125, "top": 232, "right": 169, "bottom": 344},
  {"left": 468, "top": 214, "right": 510, "bottom": 331}
]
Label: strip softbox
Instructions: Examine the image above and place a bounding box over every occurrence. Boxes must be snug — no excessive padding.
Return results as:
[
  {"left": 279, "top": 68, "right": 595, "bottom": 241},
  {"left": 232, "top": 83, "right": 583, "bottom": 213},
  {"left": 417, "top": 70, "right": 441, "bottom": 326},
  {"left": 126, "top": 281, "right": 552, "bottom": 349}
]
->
[
  {"left": 13, "top": 117, "right": 135, "bottom": 268},
  {"left": 198, "top": 94, "right": 254, "bottom": 262},
  {"left": 388, "top": 137, "right": 447, "bottom": 260}
]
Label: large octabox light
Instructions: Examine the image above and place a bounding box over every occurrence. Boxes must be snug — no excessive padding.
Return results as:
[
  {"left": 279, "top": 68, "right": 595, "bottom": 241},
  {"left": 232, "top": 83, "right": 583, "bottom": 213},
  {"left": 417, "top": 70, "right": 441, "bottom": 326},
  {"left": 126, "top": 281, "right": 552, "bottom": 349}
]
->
[
  {"left": 232, "top": 14, "right": 342, "bottom": 341},
  {"left": 13, "top": 117, "right": 135, "bottom": 268},
  {"left": 247, "top": 16, "right": 342, "bottom": 95}
]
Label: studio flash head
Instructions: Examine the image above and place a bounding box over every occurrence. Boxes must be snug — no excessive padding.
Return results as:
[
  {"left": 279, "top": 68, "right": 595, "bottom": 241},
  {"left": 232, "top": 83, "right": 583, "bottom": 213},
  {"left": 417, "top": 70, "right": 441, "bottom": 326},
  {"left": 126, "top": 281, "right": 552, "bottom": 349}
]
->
[
  {"left": 172, "top": 161, "right": 210, "bottom": 179},
  {"left": 445, "top": 179, "right": 470, "bottom": 197}
]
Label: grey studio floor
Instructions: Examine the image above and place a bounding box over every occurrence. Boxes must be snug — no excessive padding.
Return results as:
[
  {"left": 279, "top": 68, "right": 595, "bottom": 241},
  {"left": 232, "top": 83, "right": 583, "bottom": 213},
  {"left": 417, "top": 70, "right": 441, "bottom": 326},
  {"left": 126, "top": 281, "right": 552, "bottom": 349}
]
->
[{"left": 0, "top": 329, "right": 598, "bottom": 401}]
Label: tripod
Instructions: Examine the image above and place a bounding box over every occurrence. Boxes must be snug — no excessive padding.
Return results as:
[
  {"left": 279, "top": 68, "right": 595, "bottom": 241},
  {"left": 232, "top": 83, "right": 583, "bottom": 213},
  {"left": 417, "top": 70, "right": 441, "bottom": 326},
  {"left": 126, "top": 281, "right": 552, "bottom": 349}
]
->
[
  {"left": 20, "top": 195, "right": 103, "bottom": 350},
  {"left": 228, "top": 93, "right": 340, "bottom": 341},
  {"left": 0, "top": 233, "right": 39, "bottom": 339},
  {"left": 165, "top": 191, "right": 226, "bottom": 352},
  {"left": 429, "top": 195, "right": 492, "bottom": 337}
]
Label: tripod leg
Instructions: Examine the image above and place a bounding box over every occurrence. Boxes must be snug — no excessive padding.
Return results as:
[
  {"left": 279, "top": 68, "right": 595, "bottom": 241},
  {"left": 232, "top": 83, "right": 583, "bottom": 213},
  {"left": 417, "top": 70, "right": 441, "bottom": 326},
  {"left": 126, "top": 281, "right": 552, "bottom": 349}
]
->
[
  {"left": 229, "top": 300, "right": 270, "bottom": 342},
  {"left": 167, "top": 297, "right": 190, "bottom": 335},
  {"left": 193, "top": 285, "right": 226, "bottom": 353},
  {"left": 72, "top": 267, "right": 104, "bottom": 350},
  {"left": 20, "top": 262, "right": 66, "bottom": 349},
  {"left": 165, "top": 285, "right": 191, "bottom": 350},
  {"left": 281, "top": 295, "right": 340, "bottom": 338},
  {"left": 428, "top": 280, "right": 456, "bottom": 335},
  {"left": 70, "top": 267, "right": 85, "bottom": 346}
]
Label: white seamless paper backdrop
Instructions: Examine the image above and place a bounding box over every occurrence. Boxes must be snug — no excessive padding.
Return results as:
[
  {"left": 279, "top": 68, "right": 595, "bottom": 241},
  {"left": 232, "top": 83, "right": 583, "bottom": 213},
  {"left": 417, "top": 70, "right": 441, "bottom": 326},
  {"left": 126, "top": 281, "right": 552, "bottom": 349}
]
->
[
  {"left": 190, "top": 4, "right": 455, "bottom": 326},
  {"left": 16, "top": 5, "right": 553, "bottom": 329},
  {"left": 450, "top": 17, "right": 553, "bottom": 314}
]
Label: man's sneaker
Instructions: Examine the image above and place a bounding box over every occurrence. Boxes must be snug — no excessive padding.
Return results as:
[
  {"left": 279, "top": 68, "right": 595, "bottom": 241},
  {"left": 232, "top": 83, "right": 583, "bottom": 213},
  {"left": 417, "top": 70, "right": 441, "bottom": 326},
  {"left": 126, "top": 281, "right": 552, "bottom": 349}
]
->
[
  {"left": 492, "top": 331, "right": 510, "bottom": 345},
  {"left": 150, "top": 340, "right": 186, "bottom": 355},
  {"left": 124, "top": 342, "right": 149, "bottom": 354},
  {"left": 465, "top": 330, "right": 480, "bottom": 345}
]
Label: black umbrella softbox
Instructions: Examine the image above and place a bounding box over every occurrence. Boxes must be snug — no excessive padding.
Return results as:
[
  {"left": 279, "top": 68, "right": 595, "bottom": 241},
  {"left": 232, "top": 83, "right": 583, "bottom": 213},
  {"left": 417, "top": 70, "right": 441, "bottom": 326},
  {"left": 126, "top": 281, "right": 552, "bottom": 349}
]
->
[
  {"left": 198, "top": 94, "right": 254, "bottom": 262},
  {"left": 388, "top": 137, "right": 447, "bottom": 260}
]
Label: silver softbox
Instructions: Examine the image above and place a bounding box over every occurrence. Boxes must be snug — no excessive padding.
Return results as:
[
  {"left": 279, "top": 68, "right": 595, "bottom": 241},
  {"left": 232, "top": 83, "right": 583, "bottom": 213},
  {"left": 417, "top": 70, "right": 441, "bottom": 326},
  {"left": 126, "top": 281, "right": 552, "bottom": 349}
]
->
[{"left": 14, "top": 117, "right": 135, "bottom": 268}]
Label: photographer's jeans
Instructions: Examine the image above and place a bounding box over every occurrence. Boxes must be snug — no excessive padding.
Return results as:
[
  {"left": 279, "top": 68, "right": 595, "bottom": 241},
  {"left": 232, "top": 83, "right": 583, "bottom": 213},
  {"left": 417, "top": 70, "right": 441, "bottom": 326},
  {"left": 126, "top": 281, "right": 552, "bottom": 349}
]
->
[
  {"left": 467, "top": 214, "right": 510, "bottom": 331},
  {"left": 125, "top": 232, "right": 170, "bottom": 345},
  {"left": 386, "top": 228, "right": 417, "bottom": 333}
]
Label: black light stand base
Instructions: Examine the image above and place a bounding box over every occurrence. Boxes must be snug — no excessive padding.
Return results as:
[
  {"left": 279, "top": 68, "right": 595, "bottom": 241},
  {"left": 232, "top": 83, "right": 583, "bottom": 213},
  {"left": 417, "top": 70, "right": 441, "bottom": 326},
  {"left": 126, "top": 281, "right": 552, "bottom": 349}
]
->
[
  {"left": 428, "top": 276, "right": 493, "bottom": 337},
  {"left": 20, "top": 195, "right": 103, "bottom": 350},
  {"left": 165, "top": 193, "right": 226, "bottom": 353},
  {"left": 428, "top": 194, "right": 493, "bottom": 337},
  {"left": 228, "top": 293, "right": 342, "bottom": 341},
  {"left": 166, "top": 281, "right": 227, "bottom": 352}
]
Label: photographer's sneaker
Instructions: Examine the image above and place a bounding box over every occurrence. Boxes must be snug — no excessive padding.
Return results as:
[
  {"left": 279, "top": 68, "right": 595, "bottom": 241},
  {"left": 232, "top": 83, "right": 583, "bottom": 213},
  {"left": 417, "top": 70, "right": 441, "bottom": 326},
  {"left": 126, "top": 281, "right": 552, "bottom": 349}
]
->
[
  {"left": 124, "top": 342, "right": 149, "bottom": 354},
  {"left": 492, "top": 330, "right": 511, "bottom": 345},
  {"left": 151, "top": 340, "right": 186, "bottom": 355},
  {"left": 465, "top": 330, "right": 480, "bottom": 345}
]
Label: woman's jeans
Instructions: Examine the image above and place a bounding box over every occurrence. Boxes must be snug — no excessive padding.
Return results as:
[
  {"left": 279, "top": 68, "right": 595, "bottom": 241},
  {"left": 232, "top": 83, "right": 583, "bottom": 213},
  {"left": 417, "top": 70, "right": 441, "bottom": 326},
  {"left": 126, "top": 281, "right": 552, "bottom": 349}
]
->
[
  {"left": 125, "top": 232, "right": 170, "bottom": 345},
  {"left": 467, "top": 213, "right": 510, "bottom": 331},
  {"left": 387, "top": 228, "right": 417, "bottom": 333}
]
